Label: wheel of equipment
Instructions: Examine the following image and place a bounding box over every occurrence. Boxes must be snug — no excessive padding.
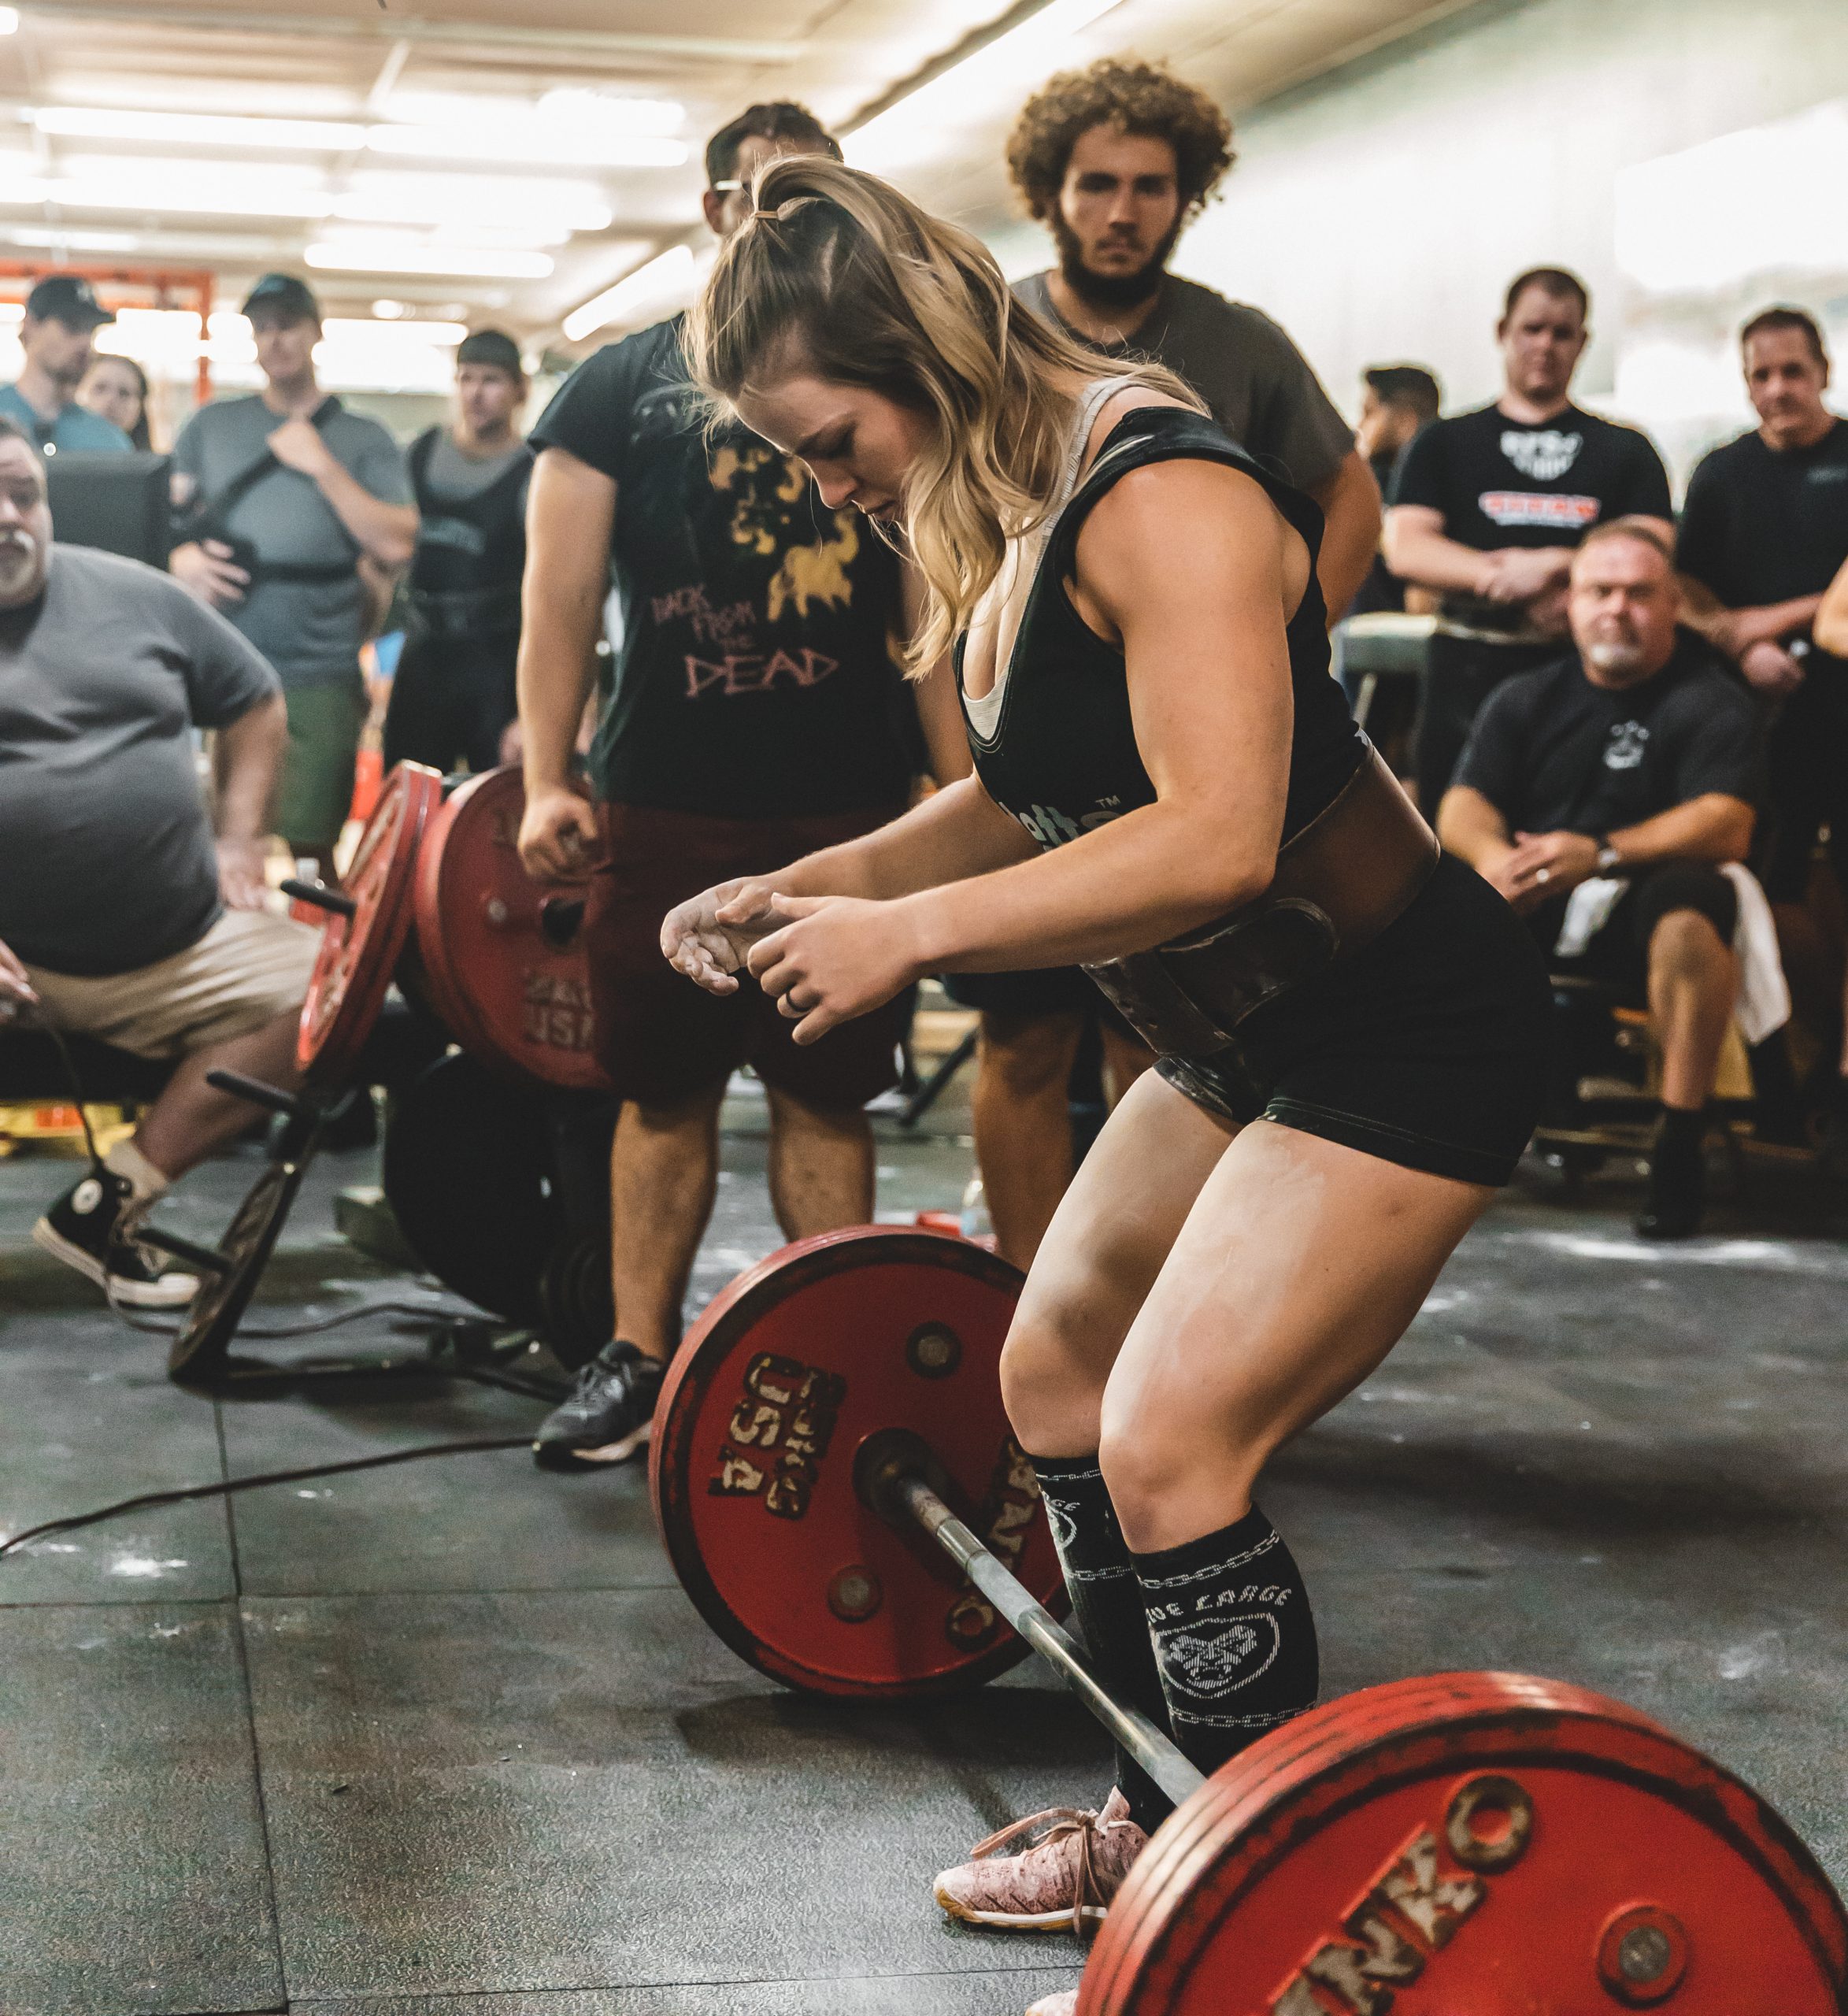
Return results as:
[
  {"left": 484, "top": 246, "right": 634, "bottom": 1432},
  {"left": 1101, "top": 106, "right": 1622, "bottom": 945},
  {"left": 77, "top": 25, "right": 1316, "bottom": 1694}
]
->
[
  {"left": 413, "top": 765, "right": 611, "bottom": 1091},
  {"left": 296, "top": 762, "right": 443, "bottom": 1085},
  {"left": 166, "top": 1153, "right": 311, "bottom": 1383},
  {"left": 649, "top": 1225, "right": 1051, "bottom": 1698},
  {"left": 535, "top": 1225, "right": 614, "bottom": 1372},
  {"left": 1079, "top": 1668, "right": 1848, "bottom": 2014},
  {"left": 380, "top": 1050, "right": 561, "bottom": 1328}
]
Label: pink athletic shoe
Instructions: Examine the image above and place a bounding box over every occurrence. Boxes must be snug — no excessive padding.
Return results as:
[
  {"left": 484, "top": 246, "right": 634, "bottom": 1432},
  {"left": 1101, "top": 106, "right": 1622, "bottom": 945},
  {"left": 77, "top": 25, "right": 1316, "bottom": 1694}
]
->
[
  {"left": 932, "top": 1788, "right": 1148, "bottom": 1935},
  {"left": 1024, "top": 1995, "right": 1079, "bottom": 2016}
]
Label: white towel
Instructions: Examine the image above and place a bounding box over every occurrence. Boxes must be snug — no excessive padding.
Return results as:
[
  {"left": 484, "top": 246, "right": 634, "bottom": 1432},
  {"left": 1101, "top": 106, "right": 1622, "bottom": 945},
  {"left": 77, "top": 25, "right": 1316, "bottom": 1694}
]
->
[
  {"left": 1551, "top": 865, "right": 1791, "bottom": 1046},
  {"left": 1719, "top": 862, "right": 1791, "bottom": 1046}
]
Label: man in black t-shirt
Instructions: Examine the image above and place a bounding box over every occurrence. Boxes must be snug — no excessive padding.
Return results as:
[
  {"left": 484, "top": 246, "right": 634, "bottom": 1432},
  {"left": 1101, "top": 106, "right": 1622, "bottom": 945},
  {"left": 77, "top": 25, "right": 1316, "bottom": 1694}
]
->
[
  {"left": 1440, "top": 521, "right": 1758, "bottom": 1238},
  {"left": 515, "top": 104, "right": 954, "bottom": 1467},
  {"left": 1386, "top": 268, "right": 1673, "bottom": 811},
  {"left": 1677, "top": 306, "right": 1848, "bottom": 1144}
]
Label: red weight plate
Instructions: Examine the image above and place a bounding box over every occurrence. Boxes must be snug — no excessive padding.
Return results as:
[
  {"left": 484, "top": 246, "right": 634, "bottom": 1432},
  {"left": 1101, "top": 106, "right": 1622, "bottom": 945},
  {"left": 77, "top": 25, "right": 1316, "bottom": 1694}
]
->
[
  {"left": 650, "top": 1225, "right": 1058, "bottom": 1698},
  {"left": 412, "top": 766, "right": 610, "bottom": 1091},
  {"left": 295, "top": 762, "right": 441, "bottom": 1084},
  {"left": 1081, "top": 1669, "right": 1847, "bottom": 2015}
]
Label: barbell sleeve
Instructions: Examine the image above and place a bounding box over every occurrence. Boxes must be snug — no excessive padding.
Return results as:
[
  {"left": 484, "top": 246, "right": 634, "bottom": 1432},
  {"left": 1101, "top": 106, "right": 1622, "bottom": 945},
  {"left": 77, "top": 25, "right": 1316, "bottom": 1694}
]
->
[{"left": 893, "top": 1470, "right": 1206, "bottom": 1811}]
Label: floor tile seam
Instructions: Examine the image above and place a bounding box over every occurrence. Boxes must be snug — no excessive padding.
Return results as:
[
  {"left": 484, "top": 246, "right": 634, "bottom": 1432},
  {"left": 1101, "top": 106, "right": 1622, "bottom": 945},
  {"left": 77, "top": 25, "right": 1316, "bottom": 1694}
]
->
[
  {"left": 292, "top": 1957, "right": 1082, "bottom": 2004},
  {"left": 0, "top": 1590, "right": 243, "bottom": 1611}
]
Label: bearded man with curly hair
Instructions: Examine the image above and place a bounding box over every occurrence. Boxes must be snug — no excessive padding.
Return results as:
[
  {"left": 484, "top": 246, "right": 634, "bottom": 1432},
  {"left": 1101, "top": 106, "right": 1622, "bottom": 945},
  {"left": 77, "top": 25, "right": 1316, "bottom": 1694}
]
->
[
  {"left": 940, "top": 61, "right": 1385, "bottom": 1277},
  {"left": 1008, "top": 59, "right": 1380, "bottom": 620}
]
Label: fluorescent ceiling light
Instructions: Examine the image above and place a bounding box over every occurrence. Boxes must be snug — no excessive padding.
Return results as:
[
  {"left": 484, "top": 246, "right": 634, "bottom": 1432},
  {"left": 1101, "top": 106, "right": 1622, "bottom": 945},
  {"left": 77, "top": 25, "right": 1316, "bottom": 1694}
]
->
[
  {"left": 562, "top": 243, "right": 697, "bottom": 343},
  {"left": 343, "top": 169, "right": 611, "bottom": 228},
  {"left": 535, "top": 89, "right": 685, "bottom": 136},
  {"left": 9, "top": 226, "right": 140, "bottom": 252},
  {"left": 322, "top": 318, "right": 468, "bottom": 344},
  {"left": 365, "top": 124, "right": 688, "bottom": 171},
  {"left": 331, "top": 187, "right": 609, "bottom": 234},
  {"left": 0, "top": 176, "right": 335, "bottom": 220},
  {"left": 32, "top": 106, "right": 366, "bottom": 150},
  {"left": 304, "top": 239, "right": 554, "bottom": 280},
  {"left": 0, "top": 9, "right": 20, "bottom": 32},
  {"left": 847, "top": 0, "right": 1125, "bottom": 170}
]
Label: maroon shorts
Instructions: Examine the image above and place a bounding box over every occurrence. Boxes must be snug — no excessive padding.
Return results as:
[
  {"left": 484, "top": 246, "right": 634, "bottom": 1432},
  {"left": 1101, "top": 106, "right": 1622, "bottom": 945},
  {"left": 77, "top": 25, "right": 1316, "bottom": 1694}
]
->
[{"left": 585, "top": 802, "right": 911, "bottom": 1109}]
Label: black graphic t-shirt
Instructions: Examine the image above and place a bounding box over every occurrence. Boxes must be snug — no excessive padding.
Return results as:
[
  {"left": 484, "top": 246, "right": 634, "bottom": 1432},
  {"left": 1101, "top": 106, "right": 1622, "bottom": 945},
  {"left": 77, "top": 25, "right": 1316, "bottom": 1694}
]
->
[
  {"left": 529, "top": 316, "right": 916, "bottom": 817},
  {"left": 1390, "top": 402, "right": 1672, "bottom": 633},
  {"left": 1677, "top": 419, "right": 1848, "bottom": 621},
  {"left": 1454, "top": 636, "right": 1759, "bottom": 836}
]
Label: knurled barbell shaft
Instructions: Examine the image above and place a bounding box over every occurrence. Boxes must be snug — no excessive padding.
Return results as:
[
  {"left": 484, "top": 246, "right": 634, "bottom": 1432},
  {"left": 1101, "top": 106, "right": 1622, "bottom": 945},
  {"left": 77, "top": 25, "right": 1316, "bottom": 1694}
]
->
[{"left": 893, "top": 1471, "right": 1206, "bottom": 1810}]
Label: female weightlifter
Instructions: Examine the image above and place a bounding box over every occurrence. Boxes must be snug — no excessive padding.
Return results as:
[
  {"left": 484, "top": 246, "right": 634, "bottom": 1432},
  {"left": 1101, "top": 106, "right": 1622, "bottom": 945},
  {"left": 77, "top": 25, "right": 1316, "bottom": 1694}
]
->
[{"left": 666, "top": 155, "right": 1550, "bottom": 2003}]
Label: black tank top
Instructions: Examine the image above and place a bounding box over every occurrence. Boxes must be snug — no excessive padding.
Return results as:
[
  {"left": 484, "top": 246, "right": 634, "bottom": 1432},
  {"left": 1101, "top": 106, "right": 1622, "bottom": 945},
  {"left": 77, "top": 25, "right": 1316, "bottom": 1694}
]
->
[
  {"left": 956, "top": 406, "right": 1364, "bottom": 855},
  {"left": 406, "top": 428, "right": 531, "bottom": 610}
]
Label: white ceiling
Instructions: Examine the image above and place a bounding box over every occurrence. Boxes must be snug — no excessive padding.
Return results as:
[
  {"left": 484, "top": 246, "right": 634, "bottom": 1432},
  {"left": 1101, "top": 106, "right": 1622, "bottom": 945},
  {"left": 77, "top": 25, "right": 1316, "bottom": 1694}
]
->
[{"left": 0, "top": 0, "right": 1466, "bottom": 362}]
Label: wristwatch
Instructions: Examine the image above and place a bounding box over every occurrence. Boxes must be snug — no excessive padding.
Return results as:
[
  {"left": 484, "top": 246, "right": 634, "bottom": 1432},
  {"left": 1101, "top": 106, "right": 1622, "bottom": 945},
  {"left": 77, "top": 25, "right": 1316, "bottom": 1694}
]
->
[{"left": 1594, "top": 836, "right": 1622, "bottom": 873}]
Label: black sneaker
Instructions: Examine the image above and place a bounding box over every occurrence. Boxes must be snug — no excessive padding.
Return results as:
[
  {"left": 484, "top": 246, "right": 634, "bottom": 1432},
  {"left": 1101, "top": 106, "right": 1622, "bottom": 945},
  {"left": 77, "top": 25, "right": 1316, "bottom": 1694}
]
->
[
  {"left": 532, "top": 1340, "right": 665, "bottom": 1469},
  {"left": 31, "top": 1168, "right": 200, "bottom": 1308},
  {"left": 1635, "top": 1118, "right": 1705, "bottom": 1240}
]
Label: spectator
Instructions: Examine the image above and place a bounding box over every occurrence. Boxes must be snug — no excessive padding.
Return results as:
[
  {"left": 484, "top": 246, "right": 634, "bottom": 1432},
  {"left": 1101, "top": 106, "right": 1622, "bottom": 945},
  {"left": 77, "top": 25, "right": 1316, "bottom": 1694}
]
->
[
  {"left": 1439, "top": 520, "right": 1759, "bottom": 1240},
  {"left": 1677, "top": 306, "right": 1848, "bottom": 1143},
  {"left": 0, "top": 417, "right": 316, "bottom": 1306},
  {"left": 383, "top": 328, "right": 531, "bottom": 776},
  {"left": 1385, "top": 269, "right": 1672, "bottom": 810},
  {"left": 1006, "top": 58, "right": 1381, "bottom": 619},
  {"left": 1349, "top": 364, "right": 1439, "bottom": 619},
  {"left": 170, "top": 273, "right": 417, "bottom": 881},
  {"left": 0, "top": 276, "right": 132, "bottom": 454},
  {"left": 78, "top": 353, "right": 154, "bottom": 450},
  {"left": 979, "top": 57, "right": 1382, "bottom": 1267}
]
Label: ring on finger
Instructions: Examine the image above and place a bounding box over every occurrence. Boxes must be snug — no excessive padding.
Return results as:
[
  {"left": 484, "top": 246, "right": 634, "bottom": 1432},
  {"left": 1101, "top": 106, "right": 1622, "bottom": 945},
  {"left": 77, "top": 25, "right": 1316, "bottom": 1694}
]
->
[{"left": 1534, "top": 865, "right": 1551, "bottom": 884}]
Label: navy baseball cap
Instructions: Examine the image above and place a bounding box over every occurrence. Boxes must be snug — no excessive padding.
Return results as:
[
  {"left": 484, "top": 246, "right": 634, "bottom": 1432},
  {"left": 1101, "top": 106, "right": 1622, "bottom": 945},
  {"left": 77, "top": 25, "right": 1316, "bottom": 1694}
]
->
[
  {"left": 25, "top": 273, "right": 113, "bottom": 329},
  {"left": 241, "top": 272, "right": 321, "bottom": 324}
]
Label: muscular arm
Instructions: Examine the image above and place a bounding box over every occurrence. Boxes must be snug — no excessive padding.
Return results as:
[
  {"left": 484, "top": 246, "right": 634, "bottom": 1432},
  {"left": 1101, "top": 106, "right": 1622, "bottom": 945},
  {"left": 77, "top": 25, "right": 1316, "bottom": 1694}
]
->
[
  {"left": 1306, "top": 447, "right": 1382, "bottom": 624},
  {"left": 898, "top": 460, "right": 1294, "bottom": 973},
  {"left": 1383, "top": 504, "right": 1498, "bottom": 596},
  {"left": 903, "top": 561, "right": 974, "bottom": 787},
  {"left": 1676, "top": 573, "right": 1822, "bottom": 659},
  {"left": 1606, "top": 793, "right": 1755, "bottom": 866}
]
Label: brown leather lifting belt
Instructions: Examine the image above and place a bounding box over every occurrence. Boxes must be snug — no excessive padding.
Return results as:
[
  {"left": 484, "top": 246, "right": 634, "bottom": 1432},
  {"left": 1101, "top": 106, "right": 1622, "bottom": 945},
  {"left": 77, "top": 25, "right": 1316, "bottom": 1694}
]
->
[{"left": 1083, "top": 742, "right": 1439, "bottom": 1059}]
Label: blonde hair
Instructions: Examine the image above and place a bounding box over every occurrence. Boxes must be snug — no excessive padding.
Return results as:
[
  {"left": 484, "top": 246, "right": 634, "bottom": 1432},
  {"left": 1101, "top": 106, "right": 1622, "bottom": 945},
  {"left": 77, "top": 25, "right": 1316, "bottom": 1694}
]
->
[{"left": 683, "top": 154, "right": 1194, "bottom": 671}]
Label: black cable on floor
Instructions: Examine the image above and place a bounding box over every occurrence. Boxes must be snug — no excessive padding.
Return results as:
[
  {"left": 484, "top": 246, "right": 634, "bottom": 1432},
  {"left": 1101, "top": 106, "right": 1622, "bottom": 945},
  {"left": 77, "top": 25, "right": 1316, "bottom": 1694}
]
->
[{"left": 0, "top": 1434, "right": 539, "bottom": 1561}]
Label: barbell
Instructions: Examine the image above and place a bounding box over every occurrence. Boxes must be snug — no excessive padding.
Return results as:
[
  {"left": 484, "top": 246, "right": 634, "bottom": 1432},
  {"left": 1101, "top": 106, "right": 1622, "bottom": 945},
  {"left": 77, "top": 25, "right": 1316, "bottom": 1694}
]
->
[{"left": 648, "top": 1224, "right": 1848, "bottom": 2013}]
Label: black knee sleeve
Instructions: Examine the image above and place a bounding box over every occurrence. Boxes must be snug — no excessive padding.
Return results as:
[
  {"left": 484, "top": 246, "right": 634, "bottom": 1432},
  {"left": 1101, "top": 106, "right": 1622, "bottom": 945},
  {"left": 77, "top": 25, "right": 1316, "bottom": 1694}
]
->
[
  {"left": 1030, "top": 1451, "right": 1176, "bottom": 1833},
  {"left": 1132, "top": 1504, "right": 1318, "bottom": 1781}
]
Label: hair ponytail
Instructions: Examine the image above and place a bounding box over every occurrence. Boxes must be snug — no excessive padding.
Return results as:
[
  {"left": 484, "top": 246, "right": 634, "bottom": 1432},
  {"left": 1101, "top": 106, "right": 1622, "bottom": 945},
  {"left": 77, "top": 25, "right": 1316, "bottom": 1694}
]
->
[{"left": 684, "top": 156, "right": 1193, "bottom": 672}]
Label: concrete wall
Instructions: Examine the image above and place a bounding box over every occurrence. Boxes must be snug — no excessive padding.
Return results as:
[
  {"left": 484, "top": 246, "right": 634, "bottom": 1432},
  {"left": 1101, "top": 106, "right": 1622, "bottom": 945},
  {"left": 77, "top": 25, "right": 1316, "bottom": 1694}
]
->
[{"left": 1171, "top": 0, "right": 1848, "bottom": 476}]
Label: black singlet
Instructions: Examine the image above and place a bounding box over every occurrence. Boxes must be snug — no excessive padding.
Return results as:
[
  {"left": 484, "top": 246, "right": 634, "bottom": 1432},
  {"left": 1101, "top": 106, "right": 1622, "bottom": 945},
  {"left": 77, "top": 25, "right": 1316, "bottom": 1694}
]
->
[{"left": 956, "top": 406, "right": 1364, "bottom": 856}]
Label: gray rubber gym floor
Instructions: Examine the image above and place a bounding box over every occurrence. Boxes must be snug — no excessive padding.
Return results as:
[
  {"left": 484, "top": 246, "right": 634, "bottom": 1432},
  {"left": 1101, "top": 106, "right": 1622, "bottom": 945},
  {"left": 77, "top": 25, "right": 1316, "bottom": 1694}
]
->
[{"left": 2, "top": 1080, "right": 1846, "bottom": 2016}]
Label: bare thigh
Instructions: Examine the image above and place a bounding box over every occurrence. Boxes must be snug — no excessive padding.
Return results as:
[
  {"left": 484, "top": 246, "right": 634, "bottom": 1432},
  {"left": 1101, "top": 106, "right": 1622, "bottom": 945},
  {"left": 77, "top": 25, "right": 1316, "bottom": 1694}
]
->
[
  {"left": 1000, "top": 1068, "right": 1236, "bottom": 1457},
  {"left": 1099, "top": 1119, "right": 1494, "bottom": 1551}
]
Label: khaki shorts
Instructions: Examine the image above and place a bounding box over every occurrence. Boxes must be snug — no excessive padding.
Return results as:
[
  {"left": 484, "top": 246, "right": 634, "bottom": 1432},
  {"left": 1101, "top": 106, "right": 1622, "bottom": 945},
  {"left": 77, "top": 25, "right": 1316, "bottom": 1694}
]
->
[
  {"left": 24, "top": 906, "right": 320, "bottom": 1061},
  {"left": 276, "top": 672, "right": 368, "bottom": 853}
]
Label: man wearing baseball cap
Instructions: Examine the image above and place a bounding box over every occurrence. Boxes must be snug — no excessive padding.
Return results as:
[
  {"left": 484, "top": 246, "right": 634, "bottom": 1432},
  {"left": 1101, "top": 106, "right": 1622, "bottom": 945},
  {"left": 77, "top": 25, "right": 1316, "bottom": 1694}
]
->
[
  {"left": 171, "top": 272, "right": 417, "bottom": 878},
  {"left": 382, "top": 328, "right": 533, "bottom": 774},
  {"left": 0, "top": 274, "right": 134, "bottom": 454}
]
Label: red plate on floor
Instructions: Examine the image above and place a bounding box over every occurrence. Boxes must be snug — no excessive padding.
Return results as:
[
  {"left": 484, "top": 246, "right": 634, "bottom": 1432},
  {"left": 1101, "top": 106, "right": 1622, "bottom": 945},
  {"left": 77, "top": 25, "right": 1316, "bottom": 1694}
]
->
[
  {"left": 1080, "top": 1669, "right": 1848, "bottom": 2014},
  {"left": 413, "top": 766, "right": 610, "bottom": 1090},
  {"left": 295, "top": 761, "right": 440, "bottom": 1084},
  {"left": 650, "top": 1225, "right": 1051, "bottom": 1696}
]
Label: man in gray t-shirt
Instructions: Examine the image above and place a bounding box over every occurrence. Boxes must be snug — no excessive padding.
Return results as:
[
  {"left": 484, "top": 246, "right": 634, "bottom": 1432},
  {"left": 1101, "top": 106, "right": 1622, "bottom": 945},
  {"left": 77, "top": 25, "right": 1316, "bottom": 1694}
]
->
[
  {"left": 0, "top": 418, "right": 321, "bottom": 1310},
  {"left": 1006, "top": 59, "right": 1379, "bottom": 620},
  {"left": 172, "top": 272, "right": 417, "bottom": 871}
]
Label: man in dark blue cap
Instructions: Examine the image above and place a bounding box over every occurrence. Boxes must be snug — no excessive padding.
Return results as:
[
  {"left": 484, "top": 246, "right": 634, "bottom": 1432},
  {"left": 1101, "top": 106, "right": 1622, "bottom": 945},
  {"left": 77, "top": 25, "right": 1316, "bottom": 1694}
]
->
[
  {"left": 0, "top": 274, "right": 133, "bottom": 453},
  {"left": 171, "top": 272, "right": 417, "bottom": 878}
]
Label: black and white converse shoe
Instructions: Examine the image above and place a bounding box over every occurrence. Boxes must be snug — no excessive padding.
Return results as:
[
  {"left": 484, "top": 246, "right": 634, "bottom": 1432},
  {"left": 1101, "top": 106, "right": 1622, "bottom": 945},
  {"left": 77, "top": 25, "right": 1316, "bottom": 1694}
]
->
[
  {"left": 31, "top": 1168, "right": 199, "bottom": 1310},
  {"left": 532, "top": 1341, "right": 664, "bottom": 1469}
]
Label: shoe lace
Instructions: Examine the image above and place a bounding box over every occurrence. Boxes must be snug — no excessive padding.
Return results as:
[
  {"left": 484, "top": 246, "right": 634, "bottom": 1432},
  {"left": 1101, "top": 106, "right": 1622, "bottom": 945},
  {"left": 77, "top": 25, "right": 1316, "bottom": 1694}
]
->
[{"left": 966, "top": 1804, "right": 1109, "bottom": 1940}]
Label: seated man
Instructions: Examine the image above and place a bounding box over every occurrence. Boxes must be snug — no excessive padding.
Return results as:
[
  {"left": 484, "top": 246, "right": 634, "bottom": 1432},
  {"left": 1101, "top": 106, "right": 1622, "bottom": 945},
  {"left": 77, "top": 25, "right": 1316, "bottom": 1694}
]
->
[
  {"left": 1439, "top": 517, "right": 1760, "bottom": 1239},
  {"left": 0, "top": 417, "right": 317, "bottom": 1305}
]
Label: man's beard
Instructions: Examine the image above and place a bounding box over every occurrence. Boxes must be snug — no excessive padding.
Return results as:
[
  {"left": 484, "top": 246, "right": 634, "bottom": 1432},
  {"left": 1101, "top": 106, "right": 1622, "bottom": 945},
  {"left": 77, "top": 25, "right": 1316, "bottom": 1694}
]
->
[
  {"left": 1050, "top": 211, "right": 1181, "bottom": 318},
  {"left": 1585, "top": 636, "right": 1647, "bottom": 676}
]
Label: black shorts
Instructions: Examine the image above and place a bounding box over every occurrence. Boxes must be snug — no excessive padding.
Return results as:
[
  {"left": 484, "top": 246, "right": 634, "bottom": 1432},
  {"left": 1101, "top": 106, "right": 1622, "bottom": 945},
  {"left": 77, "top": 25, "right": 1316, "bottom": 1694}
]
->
[
  {"left": 1154, "top": 853, "right": 1552, "bottom": 1188},
  {"left": 585, "top": 802, "right": 910, "bottom": 1110},
  {"left": 1757, "top": 665, "right": 1848, "bottom": 902},
  {"left": 1531, "top": 862, "right": 1738, "bottom": 1006},
  {"left": 382, "top": 632, "right": 519, "bottom": 777}
]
